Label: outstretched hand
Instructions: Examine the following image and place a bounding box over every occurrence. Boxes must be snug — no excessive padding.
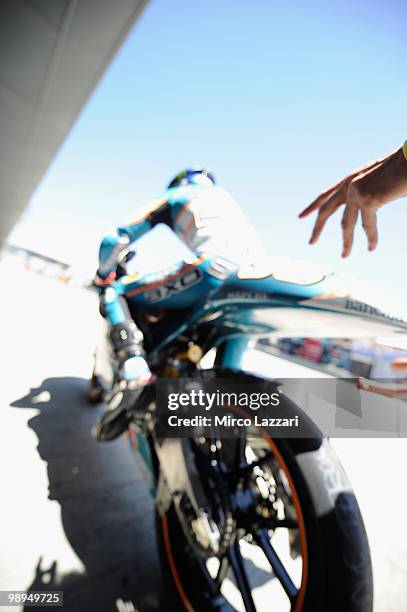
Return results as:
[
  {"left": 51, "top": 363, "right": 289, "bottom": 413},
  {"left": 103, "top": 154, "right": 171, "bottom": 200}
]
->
[{"left": 299, "top": 147, "right": 407, "bottom": 257}]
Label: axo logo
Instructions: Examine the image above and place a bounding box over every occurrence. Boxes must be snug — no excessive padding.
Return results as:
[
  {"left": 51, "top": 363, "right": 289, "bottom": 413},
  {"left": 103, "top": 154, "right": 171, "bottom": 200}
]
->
[{"left": 144, "top": 268, "right": 202, "bottom": 303}]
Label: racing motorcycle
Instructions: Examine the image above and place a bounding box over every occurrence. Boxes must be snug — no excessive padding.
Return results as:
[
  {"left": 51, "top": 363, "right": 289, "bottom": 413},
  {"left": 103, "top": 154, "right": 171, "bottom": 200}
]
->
[{"left": 92, "top": 252, "right": 407, "bottom": 612}]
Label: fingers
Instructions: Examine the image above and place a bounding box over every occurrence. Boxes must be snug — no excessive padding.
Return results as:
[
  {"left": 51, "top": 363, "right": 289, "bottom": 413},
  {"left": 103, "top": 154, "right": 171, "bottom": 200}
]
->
[
  {"left": 308, "top": 187, "right": 347, "bottom": 244},
  {"left": 299, "top": 197, "right": 327, "bottom": 219},
  {"left": 309, "top": 208, "right": 335, "bottom": 244},
  {"left": 341, "top": 203, "right": 359, "bottom": 257},
  {"left": 298, "top": 179, "right": 346, "bottom": 218},
  {"left": 361, "top": 208, "right": 378, "bottom": 252},
  {"left": 299, "top": 155, "right": 391, "bottom": 220},
  {"left": 299, "top": 192, "right": 333, "bottom": 218}
]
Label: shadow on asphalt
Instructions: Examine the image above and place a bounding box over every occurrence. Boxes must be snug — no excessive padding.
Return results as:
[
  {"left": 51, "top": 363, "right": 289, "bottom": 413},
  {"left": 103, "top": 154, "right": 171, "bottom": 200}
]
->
[{"left": 11, "top": 377, "right": 164, "bottom": 612}]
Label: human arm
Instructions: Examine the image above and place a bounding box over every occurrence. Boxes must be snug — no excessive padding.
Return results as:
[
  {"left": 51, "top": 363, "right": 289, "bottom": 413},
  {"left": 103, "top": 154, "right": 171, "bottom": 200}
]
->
[
  {"left": 299, "top": 142, "right": 407, "bottom": 257},
  {"left": 355, "top": 358, "right": 407, "bottom": 399},
  {"left": 94, "top": 196, "right": 170, "bottom": 286}
]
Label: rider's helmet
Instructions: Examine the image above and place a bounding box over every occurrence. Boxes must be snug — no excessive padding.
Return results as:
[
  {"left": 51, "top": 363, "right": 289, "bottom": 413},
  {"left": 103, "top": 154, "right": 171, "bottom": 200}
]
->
[{"left": 167, "top": 167, "right": 216, "bottom": 189}]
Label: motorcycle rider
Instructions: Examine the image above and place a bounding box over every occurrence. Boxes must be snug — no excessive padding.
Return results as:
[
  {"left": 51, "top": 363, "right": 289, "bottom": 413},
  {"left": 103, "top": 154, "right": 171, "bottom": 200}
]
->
[{"left": 91, "top": 167, "right": 265, "bottom": 441}]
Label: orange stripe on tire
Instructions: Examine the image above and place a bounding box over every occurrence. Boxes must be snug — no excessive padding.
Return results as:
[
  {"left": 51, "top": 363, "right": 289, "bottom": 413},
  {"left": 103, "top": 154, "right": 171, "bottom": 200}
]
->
[
  {"left": 226, "top": 404, "right": 309, "bottom": 612},
  {"left": 161, "top": 513, "right": 195, "bottom": 612},
  {"left": 262, "top": 433, "right": 308, "bottom": 612}
]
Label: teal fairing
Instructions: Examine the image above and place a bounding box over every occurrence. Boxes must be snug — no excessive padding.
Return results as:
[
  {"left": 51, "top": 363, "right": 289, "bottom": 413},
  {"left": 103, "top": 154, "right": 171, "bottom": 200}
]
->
[{"left": 144, "top": 263, "right": 407, "bottom": 357}]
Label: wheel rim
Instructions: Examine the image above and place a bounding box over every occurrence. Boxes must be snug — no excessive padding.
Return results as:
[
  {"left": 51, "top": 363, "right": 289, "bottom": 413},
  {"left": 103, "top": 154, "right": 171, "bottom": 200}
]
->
[{"left": 161, "top": 420, "right": 309, "bottom": 612}]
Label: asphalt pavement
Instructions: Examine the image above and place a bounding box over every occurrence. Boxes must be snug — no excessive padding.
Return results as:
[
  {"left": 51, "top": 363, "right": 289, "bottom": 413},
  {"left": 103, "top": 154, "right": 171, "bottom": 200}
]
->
[{"left": 0, "top": 263, "right": 164, "bottom": 612}]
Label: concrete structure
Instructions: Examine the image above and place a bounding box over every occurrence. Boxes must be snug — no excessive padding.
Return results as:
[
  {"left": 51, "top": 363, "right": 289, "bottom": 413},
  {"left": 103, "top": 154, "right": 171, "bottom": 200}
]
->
[{"left": 0, "top": 0, "right": 148, "bottom": 247}]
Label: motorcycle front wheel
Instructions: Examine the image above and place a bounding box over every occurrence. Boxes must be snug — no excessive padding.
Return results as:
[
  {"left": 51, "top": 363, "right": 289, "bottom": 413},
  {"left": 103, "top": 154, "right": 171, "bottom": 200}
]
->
[{"left": 155, "top": 420, "right": 373, "bottom": 612}]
